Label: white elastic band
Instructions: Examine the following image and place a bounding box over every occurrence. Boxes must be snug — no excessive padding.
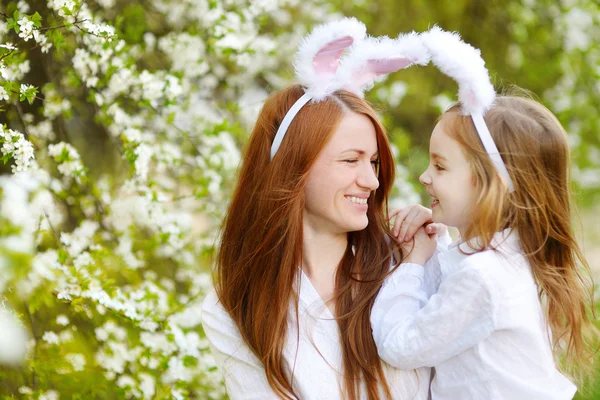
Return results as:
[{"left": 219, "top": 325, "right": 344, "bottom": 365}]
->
[
  {"left": 471, "top": 113, "right": 515, "bottom": 192},
  {"left": 270, "top": 92, "right": 314, "bottom": 160}
]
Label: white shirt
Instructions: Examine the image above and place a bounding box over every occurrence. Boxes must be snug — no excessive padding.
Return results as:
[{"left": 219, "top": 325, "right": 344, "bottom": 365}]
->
[
  {"left": 202, "top": 250, "right": 446, "bottom": 400},
  {"left": 371, "top": 229, "right": 577, "bottom": 400}
]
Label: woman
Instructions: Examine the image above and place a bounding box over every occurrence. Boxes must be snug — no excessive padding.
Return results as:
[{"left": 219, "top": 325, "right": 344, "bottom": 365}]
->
[
  {"left": 202, "top": 84, "right": 443, "bottom": 399},
  {"left": 202, "top": 18, "right": 444, "bottom": 399}
]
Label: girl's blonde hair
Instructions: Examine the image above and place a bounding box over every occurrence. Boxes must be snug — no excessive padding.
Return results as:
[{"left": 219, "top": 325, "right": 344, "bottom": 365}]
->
[{"left": 444, "top": 94, "right": 597, "bottom": 380}]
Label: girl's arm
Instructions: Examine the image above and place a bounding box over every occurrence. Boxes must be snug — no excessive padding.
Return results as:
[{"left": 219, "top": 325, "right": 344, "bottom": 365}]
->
[
  {"left": 371, "top": 262, "right": 497, "bottom": 369},
  {"left": 202, "top": 291, "right": 283, "bottom": 400}
]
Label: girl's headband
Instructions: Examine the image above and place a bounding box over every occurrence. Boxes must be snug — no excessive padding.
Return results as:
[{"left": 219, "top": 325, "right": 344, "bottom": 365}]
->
[
  {"left": 270, "top": 17, "right": 430, "bottom": 160},
  {"left": 421, "top": 26, "right": 515, "bottom": 193}
]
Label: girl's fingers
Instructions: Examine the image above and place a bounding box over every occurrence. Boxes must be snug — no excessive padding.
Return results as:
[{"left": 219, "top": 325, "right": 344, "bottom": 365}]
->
[
  {"left": 391, "top": 208, "right": 411, "bottom": 237},
  {"left": 401, "top": 206, "right": 433, "bottom": 242},
  {"left": 387, "top": 207, "right": 405, "bottom": 220},
  {"left": 411, "top": 206, "right": 433, "bottom": 227},
  {"left": 390, "top": 205, "right": 435, "bottom": 241},
  {"left": 425, "top": 222, "right": 447, "bottom": 236},
  {"left": 399, "top": 208, "right": 419, "bottom": 241}
]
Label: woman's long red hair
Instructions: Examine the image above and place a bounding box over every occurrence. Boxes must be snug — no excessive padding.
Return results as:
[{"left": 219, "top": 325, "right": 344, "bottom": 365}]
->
[{"left": 214, "top": 85, "right": 403, "bottom": 399}]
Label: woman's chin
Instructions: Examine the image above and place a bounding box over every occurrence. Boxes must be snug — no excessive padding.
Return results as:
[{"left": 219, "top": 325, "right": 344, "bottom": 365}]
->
[{"left": 344, "top": 218, "right": 369, "bottom": 232}]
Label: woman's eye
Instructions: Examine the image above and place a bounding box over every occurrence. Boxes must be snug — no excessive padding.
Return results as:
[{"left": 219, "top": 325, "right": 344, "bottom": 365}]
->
[
  {"left": 434, "top": 164, "right": 444, "bottom": 171},
  {"left": 344, "top": 159, "right": 358, "bottom": 164}
]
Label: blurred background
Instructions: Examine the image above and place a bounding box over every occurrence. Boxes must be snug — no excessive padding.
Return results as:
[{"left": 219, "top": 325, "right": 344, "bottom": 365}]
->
[{"left": 0, "top": 0, "right": 598, "bottom": 398}]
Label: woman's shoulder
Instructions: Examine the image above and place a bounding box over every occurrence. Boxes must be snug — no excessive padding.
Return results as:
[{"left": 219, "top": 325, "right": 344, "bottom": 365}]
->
[
  {"left": 201, "top": 288, "right": 221, "bottom": 316},
  {"left": 201, "top": 288, "right": 237, "bottom": 334}
]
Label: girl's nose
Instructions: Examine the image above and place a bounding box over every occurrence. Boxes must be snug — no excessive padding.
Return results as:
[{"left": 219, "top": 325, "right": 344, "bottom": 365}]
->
[{"left": 419, "top": 168, "right": 431, "bottom": 186}]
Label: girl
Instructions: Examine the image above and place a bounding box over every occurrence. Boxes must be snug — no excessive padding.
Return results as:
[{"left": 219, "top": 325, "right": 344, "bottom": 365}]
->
[
  {"left": 202, "top": 19, "right": 443, "bottom": 399},
  {"left": 371, "top": 27, "right": 597, "bottom": 400}
]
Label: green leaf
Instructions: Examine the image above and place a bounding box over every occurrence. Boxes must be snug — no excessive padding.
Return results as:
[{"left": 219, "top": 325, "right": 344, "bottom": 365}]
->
[
  {"left": 182, "top": 355, "right": 198, "bottom": 368},
  {"left": 6, "top": 18, "right": 17, "bottom": 31},
  {"left": 1, "top": 152, "right": 12, "bottom": 164},
  {"left": 31, "top": 12, "right": 43, "bottom": 27},
  {"left": 58, "top": 248, "right": 69, "bottom": 264}
]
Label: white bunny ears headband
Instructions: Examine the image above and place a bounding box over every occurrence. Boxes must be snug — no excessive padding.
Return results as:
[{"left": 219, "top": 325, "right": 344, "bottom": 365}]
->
[
  {"left": 270, "top": 17, "right": 430, "bottom": 160},
  {"left": 421, "top": 26, "right": 515, "bottom": 192},
  {"left": 271, "top": 20, "right": 515, "bottom": 193}
]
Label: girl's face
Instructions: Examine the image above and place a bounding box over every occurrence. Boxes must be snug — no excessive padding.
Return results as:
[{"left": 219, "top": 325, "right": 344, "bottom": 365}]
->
[
  {"left": 303, "top": 112, "right": 380, "bottom": 235},
  {"left": 419, "top": 113, "right": 478, "bottom": 238}
]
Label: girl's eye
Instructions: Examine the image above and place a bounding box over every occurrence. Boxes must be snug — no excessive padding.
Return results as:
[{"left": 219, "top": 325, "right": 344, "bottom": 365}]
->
[
  {"left": 344, "top": 159, "right": 358, "bottom": 164},
  {"left": 434, "top": 164, "right": 444, "bottom": 171}
]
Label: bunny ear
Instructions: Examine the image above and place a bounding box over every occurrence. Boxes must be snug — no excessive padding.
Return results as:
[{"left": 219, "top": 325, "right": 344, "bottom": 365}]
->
[
  {"left": 420, "top": 25, "right": 495, "bottom": 115},
  {"left": 351, "top": 58, "right": 416, "bottom": 89},
  {"left": 313, "top": 35, "right": 355, "bottom": 78},
  {"left": 421, "top": 26, "right": 513, "bottom": 192},
  {"left": 335, "top": 33, "right": 430, "bottom": 97},
  {"left": 294, "top": 17, "right": 366, "bottom": 100}
]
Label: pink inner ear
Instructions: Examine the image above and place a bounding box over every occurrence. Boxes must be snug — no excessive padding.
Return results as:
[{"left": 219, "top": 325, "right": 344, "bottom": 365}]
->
[
  {"left": 352, "top": 57, "right": 414, "bottom": 88},
  {"left": 465, "top": 89, "right": 477, "bottom": 109},
  {"left": 313, "top": 36, "right": 354, "bottom": 78}
]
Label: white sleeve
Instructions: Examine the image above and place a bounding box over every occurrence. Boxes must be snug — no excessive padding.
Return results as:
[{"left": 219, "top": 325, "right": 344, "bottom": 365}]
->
[
  {"left": 422, "top": 232, "right": 453, "bottom": 298},
  {"left": 371, "top": 263, "right": 497, "bottom": 369},
  {"left": 423, "top": 251, "right": 442, "bottom": 298},
  {"left": 436, "top": 230, "right": 453, "bottom": 251},
  {"left": 202, "top": 290, "right": 282, "bottom": 400}
]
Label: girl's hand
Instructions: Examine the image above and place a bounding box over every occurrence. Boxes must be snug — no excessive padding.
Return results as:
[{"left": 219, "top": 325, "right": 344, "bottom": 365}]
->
[
  {"left": 389, "top": 205, "right": 446, "bottom": 242},
  {"left": 401, "top": 226, "right": 437, "bottom": 266}
]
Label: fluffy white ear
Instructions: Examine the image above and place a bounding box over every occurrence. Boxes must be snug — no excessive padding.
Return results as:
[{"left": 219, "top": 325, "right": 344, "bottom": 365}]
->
[
  {"left": 420, "top": 25, "right": 495, "bottom": 115},
  {"left": 294, "top": 17, "right": 367, "bottom": 100},
  {"left": 334, "top": 32, "right": 430, "bottom": 97}
]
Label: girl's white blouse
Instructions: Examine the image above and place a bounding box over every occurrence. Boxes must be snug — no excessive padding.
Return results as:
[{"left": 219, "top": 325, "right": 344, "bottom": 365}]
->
[
  {"left": 371, "top": 229, "right": 577, "bottom": 400},
  {"left": 202, "top": 247, "right": 447, "bottom": 400}
]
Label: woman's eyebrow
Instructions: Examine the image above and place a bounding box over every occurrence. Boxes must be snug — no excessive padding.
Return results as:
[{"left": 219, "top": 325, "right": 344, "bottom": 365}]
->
[{"left": 340, "top": 149, "right": 379, "bottom": 157}]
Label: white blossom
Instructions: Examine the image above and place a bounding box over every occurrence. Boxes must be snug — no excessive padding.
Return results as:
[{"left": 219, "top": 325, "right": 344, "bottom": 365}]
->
[
  {"left": 42, "top": 331, "right": 60, "bottom": 344},
  {"left": 134, "top": 143, "right": 153, "bottom": 181},
  {"left": 0, "top": 310, "right": 29, "bottom": 365},
  {"left": 0, "top": 126, "right": 35, "bottom": 173},
  {"left": 139, "top": 373, "right": 155, "bottom": 399},
  {"left": 18, "top": 387, "right": 33, "bottom": 395},
  {"left": 60, "top": 221, "right": 98, "bottom": 257},
  {"left": 56, "top": 315, "right": 69, "bottom": 326},
  {"left": 0, "top": 21, "right": 9, "bottom": 36},
  {"left": 17, "top": 17, "right": 35, "bottom": 41},
  {"left": 65, "top": 353, "right": 86, "bottom": 371},
  {"left": 39, "top": 391, "right": 59, "bottom": 400},
  {"left": 48, "top": 142, "right": 86, "bottom": 182}
]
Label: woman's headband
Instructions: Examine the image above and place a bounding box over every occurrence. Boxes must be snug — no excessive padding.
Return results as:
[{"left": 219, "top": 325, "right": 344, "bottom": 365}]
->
[
  {"left": 270, "top": 17, "right": 430, "bottom": 160},
  {"left": 421, "top": 26, "right": 515, "bottom": 193}
]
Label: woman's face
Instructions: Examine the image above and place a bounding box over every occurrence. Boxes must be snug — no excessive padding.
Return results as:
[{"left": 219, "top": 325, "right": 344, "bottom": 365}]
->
[{"left": 303, "top": 112, "right": 380, "bottom": 235}]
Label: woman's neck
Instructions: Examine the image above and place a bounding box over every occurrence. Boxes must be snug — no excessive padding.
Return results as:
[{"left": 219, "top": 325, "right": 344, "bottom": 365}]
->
[{"left": 302, "top": 226, "right": 348, "bottom": 309}]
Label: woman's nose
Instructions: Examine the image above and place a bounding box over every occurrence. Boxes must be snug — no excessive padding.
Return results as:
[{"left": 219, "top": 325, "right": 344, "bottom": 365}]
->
[{"left": 358, "top": 161, "right": 380, "bottom": 190}]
